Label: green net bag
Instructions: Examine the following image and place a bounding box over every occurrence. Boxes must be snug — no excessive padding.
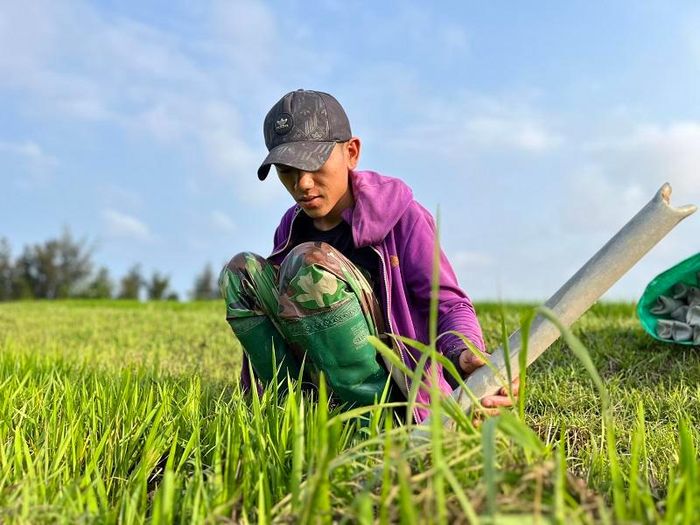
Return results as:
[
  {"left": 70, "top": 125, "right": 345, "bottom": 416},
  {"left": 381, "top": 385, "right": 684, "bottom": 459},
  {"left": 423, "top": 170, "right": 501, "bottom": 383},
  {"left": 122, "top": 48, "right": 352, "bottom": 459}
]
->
[{"left": 637, "top": 252, "right": 700, "bottom": 345}]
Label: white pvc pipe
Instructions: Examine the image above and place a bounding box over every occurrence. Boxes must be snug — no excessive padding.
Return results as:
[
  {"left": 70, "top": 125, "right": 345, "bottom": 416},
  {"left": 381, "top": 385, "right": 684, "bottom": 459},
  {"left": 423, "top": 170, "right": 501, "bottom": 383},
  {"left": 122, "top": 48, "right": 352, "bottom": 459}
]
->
[{"left": 441, "top": 183, "right": 696, "bottom": 424}]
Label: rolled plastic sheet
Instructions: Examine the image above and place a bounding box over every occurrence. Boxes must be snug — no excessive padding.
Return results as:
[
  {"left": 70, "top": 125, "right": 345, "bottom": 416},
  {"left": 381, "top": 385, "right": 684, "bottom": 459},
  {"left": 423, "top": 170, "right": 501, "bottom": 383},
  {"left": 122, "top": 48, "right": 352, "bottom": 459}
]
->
[
  {"left": 425, "top": 183, "right": 696, "bottom": 430},
  {"left": 688, "top": 287, "right": 700, "bottom": 307},
  {"left": 656, "top": 319, "right": 674, "bottom": 339},
  {"left": 651, "top": 295, "right": 684, "bottom": 315},
  {"left": 687, "top": 305, "right": 700, "bottom": 327},
  {"left": 670, "top": 305, "right": 690, "bottom": 322},
  {"left": 672, "top": 283, "right": 689, "bottom": 300},
  {"left": 657, "top": 319, "right": 695, "bottom": 342},
  {"left": 671, "top": 321, "right": 693, "bottom": 342}
]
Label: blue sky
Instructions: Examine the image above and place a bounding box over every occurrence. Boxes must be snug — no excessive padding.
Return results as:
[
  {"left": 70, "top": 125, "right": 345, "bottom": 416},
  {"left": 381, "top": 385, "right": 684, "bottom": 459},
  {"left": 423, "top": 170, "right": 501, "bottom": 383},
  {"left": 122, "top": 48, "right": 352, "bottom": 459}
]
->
[{"left": 2, "top": 1, "right": 699, "bottom": 300}]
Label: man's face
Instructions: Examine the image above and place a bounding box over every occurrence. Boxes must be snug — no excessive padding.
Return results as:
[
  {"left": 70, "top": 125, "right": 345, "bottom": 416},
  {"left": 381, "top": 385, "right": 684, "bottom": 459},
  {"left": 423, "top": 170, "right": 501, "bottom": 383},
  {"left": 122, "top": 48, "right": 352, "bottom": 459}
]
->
[{"left": 275, "top": 138, "right": 360, "bottom": 229}]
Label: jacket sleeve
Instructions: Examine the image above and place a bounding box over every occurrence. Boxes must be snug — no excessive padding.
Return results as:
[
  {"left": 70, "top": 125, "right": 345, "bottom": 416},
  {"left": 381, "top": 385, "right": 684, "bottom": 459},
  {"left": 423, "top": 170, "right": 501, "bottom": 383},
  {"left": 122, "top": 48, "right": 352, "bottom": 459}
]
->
[
  {"left": 240, "top": 353, "right": 252, "bottom": 392},
  {"left": 400, "top": 203, "right": 486, "bottom": 375}
]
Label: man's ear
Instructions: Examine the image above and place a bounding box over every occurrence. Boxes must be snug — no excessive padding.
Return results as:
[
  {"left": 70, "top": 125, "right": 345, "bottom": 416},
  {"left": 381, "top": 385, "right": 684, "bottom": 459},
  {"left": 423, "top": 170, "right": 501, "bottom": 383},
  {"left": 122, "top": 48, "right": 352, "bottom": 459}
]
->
[{"left": 345, "top": 137, "right": 361, "bottom": 170}]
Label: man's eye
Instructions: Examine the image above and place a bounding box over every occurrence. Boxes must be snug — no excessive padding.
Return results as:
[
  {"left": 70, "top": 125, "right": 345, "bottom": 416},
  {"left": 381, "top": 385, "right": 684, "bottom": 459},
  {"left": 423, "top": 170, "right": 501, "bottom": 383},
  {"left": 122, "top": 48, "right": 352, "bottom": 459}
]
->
[{"left": 276, "top": 166, "right": 295, "bottom": 176}]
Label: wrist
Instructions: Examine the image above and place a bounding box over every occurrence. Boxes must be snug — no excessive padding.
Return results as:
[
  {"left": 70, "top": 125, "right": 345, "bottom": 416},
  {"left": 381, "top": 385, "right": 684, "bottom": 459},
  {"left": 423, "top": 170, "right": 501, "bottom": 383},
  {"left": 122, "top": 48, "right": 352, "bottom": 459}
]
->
[{"left": 444, "top": 346, "right": 468, "bottom": 389}]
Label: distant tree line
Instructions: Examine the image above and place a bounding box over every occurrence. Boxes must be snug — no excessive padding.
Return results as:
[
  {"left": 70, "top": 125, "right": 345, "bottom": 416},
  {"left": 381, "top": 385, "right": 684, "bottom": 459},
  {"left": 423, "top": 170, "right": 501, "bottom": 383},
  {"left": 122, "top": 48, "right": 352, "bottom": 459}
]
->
[{"left": 0, "top": 231, "right": 221, "bottom": 302}]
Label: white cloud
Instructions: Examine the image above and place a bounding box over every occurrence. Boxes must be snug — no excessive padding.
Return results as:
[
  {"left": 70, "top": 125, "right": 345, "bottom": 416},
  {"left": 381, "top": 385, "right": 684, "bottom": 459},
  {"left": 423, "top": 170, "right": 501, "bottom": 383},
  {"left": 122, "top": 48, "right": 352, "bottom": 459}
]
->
[
  {"left": 463, "top": 116, "right": 562, "bottom": 153},
  {"left": 0, "top": 0, "right": 276, "bottom": 201},
  {"left": 452, "top": 250, "right": 494, "bottom": 269},
  {"left": 604, "top": 123, "right": 700, "bottom": 196},
  {"left": 0, "top": 139, "right": 59, "bottom": 188},
  {"left": 191, "top": 100, "right": 288, "bottom": 204},
  {"left": 564, "top": 121, "right": 700, "bottom": 232},
  {"left": 134, "top": 100, "right": 188, "bottom": 143},
  {"left": 404, "top": 112, "right": 561, "bottom": 157},
  {"left": 209, "top": 0, "right": 278, "bottom": 80},
  {"left": 0, "top": 139, "right": 58, "bottom": 168},
  {"left": 99, "top": 184, "right": 144, "bottom": 210},
  {"left": 102, "top": 209, "right": 152, "bottom": 241},
  {"left": 441, "top": 25, "right": 470, "bottom": 55},
  {"left": 562, "top": 164, "right": 647, "bottom": 233},
  {"left": 357, "top": 4, "right": 471, "bottom": 65},
  {"left": 383, "top": 92, "right": 562, "bottom": 159},
  {"left": 552, "top": 121, "right": 700, "bottom": 301},
  {"left": 210, "top": 210, "right": 237, "bottom": 234}
]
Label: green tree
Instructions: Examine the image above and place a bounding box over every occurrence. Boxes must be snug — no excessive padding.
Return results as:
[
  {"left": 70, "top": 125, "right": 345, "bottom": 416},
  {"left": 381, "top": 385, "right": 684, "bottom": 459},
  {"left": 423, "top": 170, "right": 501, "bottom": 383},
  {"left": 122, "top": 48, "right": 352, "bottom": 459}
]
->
[
  {"left": 0, "top": 238, "right": 12, "bottom": 301},
  {"left": 118, "top": 265, "right": 143, "bottom": 300},
  {"left": 146, "top": 271, "right": 171, "bottom": 300},
  {"left": 13, "top": 229, "right": 93, "bottom": 299},
  {"left": 83, "top": 266, "right": 114, "bottom": 299},
  {"left": 191, "top": 263, "right": 219, "bottom": 300}
]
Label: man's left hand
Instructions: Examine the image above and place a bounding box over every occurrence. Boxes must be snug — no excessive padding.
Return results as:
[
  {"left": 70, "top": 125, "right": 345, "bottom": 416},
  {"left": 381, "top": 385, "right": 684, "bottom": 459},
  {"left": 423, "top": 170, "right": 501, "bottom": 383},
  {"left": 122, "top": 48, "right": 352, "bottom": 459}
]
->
[{"left": 458, "top": 349, "right": 520, "bottom": 421}]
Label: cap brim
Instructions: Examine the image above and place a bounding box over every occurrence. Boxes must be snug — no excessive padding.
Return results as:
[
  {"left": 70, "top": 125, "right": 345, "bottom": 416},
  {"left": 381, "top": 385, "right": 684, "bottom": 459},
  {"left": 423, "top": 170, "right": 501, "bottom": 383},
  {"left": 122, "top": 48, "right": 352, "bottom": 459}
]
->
[{"left": 257, "top": 141, "right": 336, "bottom": 180}]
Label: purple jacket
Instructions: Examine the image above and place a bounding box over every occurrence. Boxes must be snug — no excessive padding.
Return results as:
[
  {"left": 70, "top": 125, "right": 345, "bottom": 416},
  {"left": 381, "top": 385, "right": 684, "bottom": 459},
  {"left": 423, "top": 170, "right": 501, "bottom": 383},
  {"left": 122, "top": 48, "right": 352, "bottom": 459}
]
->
[{"left": 241, "top": 169, "right": 486, "bottom": 422}]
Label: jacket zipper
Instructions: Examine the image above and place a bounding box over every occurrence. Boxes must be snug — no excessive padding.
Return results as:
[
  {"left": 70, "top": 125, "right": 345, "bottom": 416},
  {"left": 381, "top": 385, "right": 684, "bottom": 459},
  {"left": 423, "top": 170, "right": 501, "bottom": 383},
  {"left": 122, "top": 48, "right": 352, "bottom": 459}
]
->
[
  {"left": 269, "top": 207, "right": 303, "bottom": 259},
  {"left": 370, "top": 246, "right": 418, "bottom": 423}
]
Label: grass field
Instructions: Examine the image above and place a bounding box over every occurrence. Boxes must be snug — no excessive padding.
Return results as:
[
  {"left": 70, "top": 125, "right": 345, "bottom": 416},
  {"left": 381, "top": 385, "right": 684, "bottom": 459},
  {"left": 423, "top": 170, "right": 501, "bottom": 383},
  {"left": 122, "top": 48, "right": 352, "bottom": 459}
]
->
[{"left": 0, "top": 300, "right": 698, "bottom": 523}]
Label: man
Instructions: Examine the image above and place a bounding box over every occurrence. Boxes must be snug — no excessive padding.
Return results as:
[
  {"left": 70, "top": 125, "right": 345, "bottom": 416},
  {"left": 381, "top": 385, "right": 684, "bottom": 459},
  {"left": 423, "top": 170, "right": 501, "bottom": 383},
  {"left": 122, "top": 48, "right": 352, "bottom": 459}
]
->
[{"left": 219, "top": 89, "right": 517, "bottom": 423}]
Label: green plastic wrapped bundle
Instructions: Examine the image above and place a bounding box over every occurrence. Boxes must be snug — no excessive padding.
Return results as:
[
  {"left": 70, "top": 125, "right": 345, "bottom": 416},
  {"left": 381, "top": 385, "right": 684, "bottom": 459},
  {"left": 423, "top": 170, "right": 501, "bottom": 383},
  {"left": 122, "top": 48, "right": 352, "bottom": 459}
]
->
[{"left": 637, "top": 252, "right": 700, "bottom": 345}]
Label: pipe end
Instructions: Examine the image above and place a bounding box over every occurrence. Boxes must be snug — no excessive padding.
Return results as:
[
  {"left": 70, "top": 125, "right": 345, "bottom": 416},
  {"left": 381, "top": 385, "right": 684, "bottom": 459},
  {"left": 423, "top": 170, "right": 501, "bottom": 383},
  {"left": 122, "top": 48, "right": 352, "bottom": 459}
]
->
[
  {"left": 660, "top": 182, "right": 671, "bottom": 204},
  {"left": 658, "top": 182, "right": 697, "bottom": 216}
]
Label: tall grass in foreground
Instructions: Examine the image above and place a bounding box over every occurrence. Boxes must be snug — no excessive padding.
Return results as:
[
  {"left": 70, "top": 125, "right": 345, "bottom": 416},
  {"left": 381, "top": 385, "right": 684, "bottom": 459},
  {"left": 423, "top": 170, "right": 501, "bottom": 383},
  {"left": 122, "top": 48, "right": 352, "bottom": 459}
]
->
[{"left": 1, "top": 297, "right": 699, "bottom": 523}]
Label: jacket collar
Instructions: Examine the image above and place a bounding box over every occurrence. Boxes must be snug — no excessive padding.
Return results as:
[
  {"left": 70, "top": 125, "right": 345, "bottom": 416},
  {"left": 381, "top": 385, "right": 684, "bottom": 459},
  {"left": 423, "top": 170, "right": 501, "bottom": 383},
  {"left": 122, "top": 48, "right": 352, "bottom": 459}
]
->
[{"left": 342, "top": 169, "right": 413, "bottom": 247}]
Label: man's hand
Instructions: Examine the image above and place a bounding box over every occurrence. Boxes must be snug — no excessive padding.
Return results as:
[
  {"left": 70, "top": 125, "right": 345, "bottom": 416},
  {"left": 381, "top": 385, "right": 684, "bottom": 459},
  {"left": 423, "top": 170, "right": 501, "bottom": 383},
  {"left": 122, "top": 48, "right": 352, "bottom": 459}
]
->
[{"left": 458, "top": 349, "right": 520, "bottom": 424}]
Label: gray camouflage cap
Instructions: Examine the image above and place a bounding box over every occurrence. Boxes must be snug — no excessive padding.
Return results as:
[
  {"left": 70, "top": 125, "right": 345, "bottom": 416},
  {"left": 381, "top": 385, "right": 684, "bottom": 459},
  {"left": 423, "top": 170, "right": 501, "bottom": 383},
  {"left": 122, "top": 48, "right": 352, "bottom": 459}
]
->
[{"left": 257, "top": 89, "right": 352, "bottom": 180}]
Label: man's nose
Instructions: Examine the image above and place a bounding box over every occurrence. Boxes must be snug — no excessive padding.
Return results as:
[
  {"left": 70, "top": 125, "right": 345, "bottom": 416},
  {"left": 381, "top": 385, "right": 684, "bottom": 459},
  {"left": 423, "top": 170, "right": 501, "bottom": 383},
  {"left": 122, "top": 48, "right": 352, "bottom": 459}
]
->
[{"left": 296, "top": 171, "right": 314, "bottom": 191}]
